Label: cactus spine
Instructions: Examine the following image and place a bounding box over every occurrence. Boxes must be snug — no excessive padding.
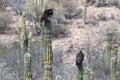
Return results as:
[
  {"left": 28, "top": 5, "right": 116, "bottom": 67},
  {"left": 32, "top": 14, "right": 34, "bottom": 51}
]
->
[{"left": 42, "top": 20, "right": 53, "bottom": 80}]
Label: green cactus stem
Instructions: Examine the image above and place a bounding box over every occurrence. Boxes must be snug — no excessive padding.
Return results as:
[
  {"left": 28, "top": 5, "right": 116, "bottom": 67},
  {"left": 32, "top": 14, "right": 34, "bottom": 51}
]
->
[
  {"left": 113, "top": 44, "right": 118, "bottom": 68},
  {"left": 20, "top": 12, "right": 26, "bottom": 50},
  {"left": 42, "top": 20, "right": 53, "bottom": 80},
  {"left": 20, "top": 32, "right": 25, "bottom": 49},
  {"left": 110, "top": 45, "right": 118, "bottom": 80},
  {"left": 21, "top": 12, "right": 28, "bottom": 52},
  {"left": 18, "top": 12, "right": 27, "bottom": 78},
  {"left": 24, "top": 53, "right": 32, "bottom": 80},
  {"left": 106, "top": 31, "right": 113, "bottom": 67},
  {"left": 19, "top": 12, "right": 33, "bottom": 79},
  {"left": 27, "top": 32, "right": 32, "bottom": 52},
  {"left": 76, "top": 64, "right": 83, "bottom": 80},
  {"left": 110, "top": 57, "right": 116, "bottom": 80},
  {"left": 22, "top": 12, "right": 27, "bottom": 37}
]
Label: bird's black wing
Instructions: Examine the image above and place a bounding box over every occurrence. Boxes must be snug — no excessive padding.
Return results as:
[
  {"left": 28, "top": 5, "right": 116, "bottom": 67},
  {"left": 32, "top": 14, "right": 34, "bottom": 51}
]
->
[
  {"left": 76, "top": 51, "right": 84, "bottom": 66},
  {"left": 41, "top": 9, "right": 53, "bottom": 22}
]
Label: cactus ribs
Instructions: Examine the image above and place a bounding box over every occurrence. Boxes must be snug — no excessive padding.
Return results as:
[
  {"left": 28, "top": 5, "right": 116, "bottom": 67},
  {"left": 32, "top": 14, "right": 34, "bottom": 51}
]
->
[
  {"left": 76, "top": 50, "right": 84, "bottom": 66},
  {"left": 41, "top": 9, "right": 53, "bottom": 22}
]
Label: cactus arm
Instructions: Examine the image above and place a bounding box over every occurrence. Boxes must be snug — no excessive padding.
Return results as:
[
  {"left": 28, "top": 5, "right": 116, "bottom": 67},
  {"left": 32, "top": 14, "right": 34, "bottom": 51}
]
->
[{"left": 27, "top": 32, "right": 32, "bottom": 52}]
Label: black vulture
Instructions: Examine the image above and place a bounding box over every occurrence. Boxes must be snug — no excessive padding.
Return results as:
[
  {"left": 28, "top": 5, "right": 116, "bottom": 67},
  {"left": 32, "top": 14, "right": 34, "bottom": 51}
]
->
[
  {"left": 41, "top": 9, "right": 53, "bottom": 22},
  {"left": 76, "top": 50, "right": 84, "bottom": 66}
]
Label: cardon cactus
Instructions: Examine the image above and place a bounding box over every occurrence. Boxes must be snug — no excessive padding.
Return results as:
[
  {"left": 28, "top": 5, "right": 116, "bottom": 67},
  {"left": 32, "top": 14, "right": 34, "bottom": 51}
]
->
[
  {"left": 42, "top": 20, "right": 53, "bottom": 80},
  {"left": 106, "top": 30, "right": 113, "bottom": 67},
  {"left": 19, "top": 12, "right": 33, "bottom": 79},
  {"left": 110, "top": 57, "right": 116, "bottom": 80},
  {"left": 76, "top": 65, "right": 83, "bottom": 80},
  {"left": 19, "top": 12, "right": 27, "bottom": 78},
  {"left": 110, "top": 45, "right": 118, "bottom": 80},
  {"left": 20, "top": 12, "right": 28, "bottom": 52},
  {"left": 20, "top": 12, "right": 26, "bottom": 51},
  {"left": 24, "top": 32, "right": 32, "bottom": 80},
  {"left": 24, "top": 53, "right": 32, "bottom": 80},
  {"left": 22, "top": 12, "right": 26, "bottom": 36}
]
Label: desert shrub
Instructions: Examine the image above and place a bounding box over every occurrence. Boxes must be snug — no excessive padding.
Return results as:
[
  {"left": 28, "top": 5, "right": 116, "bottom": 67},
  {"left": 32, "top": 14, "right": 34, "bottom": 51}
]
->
[
  {"left": 0, "top": 0, "right": 8, "bottom": 10},
  {"left": 62, "top": 0, "right": 82, "bottom": 19},
  {"left": 51, "top": 23, "right": 68, "bottom": 39},
  {"left": 93, "top": 0, "right": 106, "bottom": 7},
  {"left": 0, "top": 11, "right": 11, "bottom": 34},
  {"left": 97, "top": 13, "right": 114, "bottom": 21},
  {"left": 109, "top": 0, "right": 120, "bottom": 8},
  {"left": 8, "top": 0, "right": 25, "bottom": 15},
  {"left": 93, "top": 0, "right": 120, "bottom": 7}
]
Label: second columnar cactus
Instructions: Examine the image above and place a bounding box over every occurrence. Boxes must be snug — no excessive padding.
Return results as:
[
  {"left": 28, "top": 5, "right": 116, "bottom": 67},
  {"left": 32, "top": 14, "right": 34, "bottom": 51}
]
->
[
  {"left": 43, "top": 20, "right": 53, "bottom": 80},
  {"left": 106, "top": 30, "right": 113, "bottom": 67},
  {"left": 110, "top": 44, "right": 118, "bottom": 80},
  {"left": 24, "top": 53, "right": 32, "bottom": 80}
]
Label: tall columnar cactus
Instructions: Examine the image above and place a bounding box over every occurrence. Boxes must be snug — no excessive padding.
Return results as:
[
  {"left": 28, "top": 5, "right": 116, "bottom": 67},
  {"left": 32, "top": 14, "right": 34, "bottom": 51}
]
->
[
  {"left": 20, "top": 12, "right": 33, "bottom": 79},
  {"left": 24, "top": 31, "right": 32, "bottom": 80},
  {"left": 24, "top": 53, "right": 32, "bottom": 80},
  {"left": 22, "top": 12, "right": 26, "bottom": 37},
  {"left": 20, "top": 12, "right": 28, "bottom": 51},
  {"left": 24, "top": 32, "right": 32, "bottom": 80},
  {"left": 42, "top": 20, "right": 53, "bottom": 80},
  {"left": 76, "top": 64, "right": 83, "bottom": 80},
  {"left": 20, "top": 12, "right": 27, "bottom": 50},
  {"left": 110, "top": 57, "right": 116, "bottom": 80},
  {"left": 19, "top": 12, "right": 27, "bottom": 78},
  {"left": 110, "top": 45, "right": 118, "bottom": 80},
  {"left": 106, "top": 30, "right": 113, "bottom": 67}
]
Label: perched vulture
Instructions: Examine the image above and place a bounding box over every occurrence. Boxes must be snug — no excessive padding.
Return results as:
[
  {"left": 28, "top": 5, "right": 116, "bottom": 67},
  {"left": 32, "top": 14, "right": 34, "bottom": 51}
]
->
[
  {"left": 41, "top": 9, "right": 53, "bottom": 22},
  {"left": 76, "top": 50, "right": 84, "bottom": 66}
]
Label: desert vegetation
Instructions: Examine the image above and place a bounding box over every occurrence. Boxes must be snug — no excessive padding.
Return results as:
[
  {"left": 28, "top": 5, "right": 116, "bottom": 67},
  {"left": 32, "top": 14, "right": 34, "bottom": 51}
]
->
[{"left": 0, "top": 0, "right": 120, "bottom": 80}]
